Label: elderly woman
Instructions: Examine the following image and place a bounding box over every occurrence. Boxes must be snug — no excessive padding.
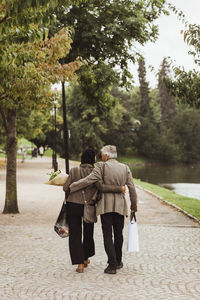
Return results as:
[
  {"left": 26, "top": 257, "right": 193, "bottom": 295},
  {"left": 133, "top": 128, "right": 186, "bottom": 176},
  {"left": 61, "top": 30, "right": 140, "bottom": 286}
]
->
[
  {"left": 69, "top": 145, "right": 137, "bottom": 274},
  {"left": 63, "top": 148, "right": 125, "bottom": 273}
]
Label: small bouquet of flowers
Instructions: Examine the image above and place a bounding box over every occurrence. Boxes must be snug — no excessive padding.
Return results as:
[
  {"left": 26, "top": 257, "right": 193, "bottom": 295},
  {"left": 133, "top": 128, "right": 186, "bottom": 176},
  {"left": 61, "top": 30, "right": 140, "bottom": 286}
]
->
[{"left": 45, "top": 170, "right": 68, "bottom": 186}]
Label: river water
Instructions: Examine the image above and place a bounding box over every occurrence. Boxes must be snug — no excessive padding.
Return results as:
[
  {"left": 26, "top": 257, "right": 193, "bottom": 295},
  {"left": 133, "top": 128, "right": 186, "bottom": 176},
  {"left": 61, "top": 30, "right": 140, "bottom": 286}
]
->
[{"left": 130, "top": 162, "right": 200, "bottom": 200}]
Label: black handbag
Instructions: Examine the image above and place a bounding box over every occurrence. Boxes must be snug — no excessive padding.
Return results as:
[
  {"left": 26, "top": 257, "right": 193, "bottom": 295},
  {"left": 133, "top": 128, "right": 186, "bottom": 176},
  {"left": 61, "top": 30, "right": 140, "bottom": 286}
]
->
[
  {"left": 54, "top": 189, "right": 70, "bottom": 238},
  {"left": 83, "top": 196, "right": 97, "bottom": 223}
]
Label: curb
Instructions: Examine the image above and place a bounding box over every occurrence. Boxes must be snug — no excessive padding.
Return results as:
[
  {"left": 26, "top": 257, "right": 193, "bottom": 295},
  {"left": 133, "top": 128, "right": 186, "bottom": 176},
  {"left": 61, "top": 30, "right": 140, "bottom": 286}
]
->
[{"left": 136, "top": 184, "right": 200, "bottom": 225}]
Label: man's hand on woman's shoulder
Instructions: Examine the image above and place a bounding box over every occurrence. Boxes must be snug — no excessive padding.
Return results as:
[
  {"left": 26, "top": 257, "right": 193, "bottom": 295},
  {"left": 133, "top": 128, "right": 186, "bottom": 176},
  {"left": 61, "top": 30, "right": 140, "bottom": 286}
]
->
[{"left": 122, "top": 186, "right": 126, "bottom": 194}]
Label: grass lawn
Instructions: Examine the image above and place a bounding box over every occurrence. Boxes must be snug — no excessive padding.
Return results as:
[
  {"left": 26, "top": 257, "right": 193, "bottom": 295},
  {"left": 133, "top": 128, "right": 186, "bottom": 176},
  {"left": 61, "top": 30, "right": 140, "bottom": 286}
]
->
[
  {"left": 118, "top": 156, "right": 146, "bottom": 165},
  {"left": 18, "top": 138, "right": 33, "bottom": 148},
  {"left": 44, "top": 148, "right": 60, "bottom": 158},
  {"left": 134, "top": 178, "right": 200, "bottom": 221},
  {"left": 44, "top": 148, "right": 53, "bottom": 157}
]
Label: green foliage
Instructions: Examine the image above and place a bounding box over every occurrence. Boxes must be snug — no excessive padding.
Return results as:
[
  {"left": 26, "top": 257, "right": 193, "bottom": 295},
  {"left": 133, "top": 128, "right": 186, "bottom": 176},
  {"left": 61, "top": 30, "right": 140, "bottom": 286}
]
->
[
  {"left": 138, "top": 58, "right": 151, "bottom": 116},
  {"left": 156, "top": 127, "right": 179, "bottom": 162},
  {"left": 101, "top": 102, "right": 136, "bottom": 155},
  {"left": 77, "top": 63, "right": 118, "bottom": 115},
  {"left": 66, "top": 84, "right": 109, "bottom": 155},
  {"left": 166, "top": 7, "right": 200, "bottom": 108},
  {"left": 44, "top": 148, "right": 53, "bottom": 157},
  {"left": 34, "top": 84, "right": 137, "bottom": 158},
  {"left": 25, "top": 78, "right": 200, "bottom": 164},
  {"left": 17, "top": 108, "right": 56, "bottom": 145},
  {"left": 61, "top": 0, "right": 168, "bottom": 76},
  {"left": 0, "top": 0, "right": 85, "bottom": 213},
  {"left": 0, "top": 0, "right": 83, "bottom": 50},
  {"left": 158, "top": 58, "right": 176, "bottom": 125},
  {"left": 50, "top": 0, "right": 168, "bottom": 113},
  {"left": 134, "top": 58, "right": 159, "bottom": 159},
  {"left": 167, "top": 69, "right": 200, "bottom": 108},
  {"left": 171, "top": 107, "right": 200, "bottom": 162},
  {"left": 0, "top": 28, "right": 83, "bottom": 116},
  {"left": 134, "top": 117, "right": 160, "bottom": 159}
]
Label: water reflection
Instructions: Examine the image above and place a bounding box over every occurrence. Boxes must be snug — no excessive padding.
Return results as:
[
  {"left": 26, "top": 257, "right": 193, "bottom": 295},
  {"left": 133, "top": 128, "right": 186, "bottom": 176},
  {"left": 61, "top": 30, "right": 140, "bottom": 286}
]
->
[
  {"left": 130, "top": 162, "right": 200, "bottom": 200},
  {"left": 161, "top": 183, "right": 200, "bottom": 200}
]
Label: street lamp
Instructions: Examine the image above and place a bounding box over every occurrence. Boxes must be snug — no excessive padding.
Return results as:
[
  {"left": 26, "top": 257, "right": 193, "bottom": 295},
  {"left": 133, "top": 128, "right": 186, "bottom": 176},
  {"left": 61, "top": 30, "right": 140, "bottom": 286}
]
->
[
  {"left": 51, "top": 82, "right": 69, "bottom": 174},
  {"left": 51, "top": 90, "right": 58, "bottom": 172},
  {"left": 62, "top": 81, "right": 69, "bottom": 174}
]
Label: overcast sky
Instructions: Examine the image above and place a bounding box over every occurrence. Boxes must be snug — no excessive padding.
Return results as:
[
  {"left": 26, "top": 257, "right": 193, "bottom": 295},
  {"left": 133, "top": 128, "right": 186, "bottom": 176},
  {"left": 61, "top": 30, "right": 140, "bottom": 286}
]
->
[{"left": 131, "top": 0, "right": 200, "bottom": 87}]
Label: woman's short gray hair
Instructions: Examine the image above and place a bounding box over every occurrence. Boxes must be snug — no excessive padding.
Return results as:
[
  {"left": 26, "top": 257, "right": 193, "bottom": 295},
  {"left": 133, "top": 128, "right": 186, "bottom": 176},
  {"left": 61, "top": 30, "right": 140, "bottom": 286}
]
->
[{"left": 101, "top": 145, "right": 117, "bottom": 158}]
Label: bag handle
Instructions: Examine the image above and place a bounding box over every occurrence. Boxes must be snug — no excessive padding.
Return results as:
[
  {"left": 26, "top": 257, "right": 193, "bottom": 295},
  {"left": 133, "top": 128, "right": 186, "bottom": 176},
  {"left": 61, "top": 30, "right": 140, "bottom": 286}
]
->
[
  {"left": 102, "top": 162, "right": 105, "bottom": 183},
  {"left": 130, "top": 212, "right": 136, "bottom": 222}
]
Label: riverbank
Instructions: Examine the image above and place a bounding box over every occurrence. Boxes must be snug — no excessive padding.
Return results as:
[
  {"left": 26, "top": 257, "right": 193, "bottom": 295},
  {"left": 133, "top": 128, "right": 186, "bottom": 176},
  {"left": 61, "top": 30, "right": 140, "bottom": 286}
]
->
[
  {"left": 134, "top": 178, "right": 200, "bottom": 222},
  {"left": 117, "top": 155, "right": 200, "bottom": 221}
]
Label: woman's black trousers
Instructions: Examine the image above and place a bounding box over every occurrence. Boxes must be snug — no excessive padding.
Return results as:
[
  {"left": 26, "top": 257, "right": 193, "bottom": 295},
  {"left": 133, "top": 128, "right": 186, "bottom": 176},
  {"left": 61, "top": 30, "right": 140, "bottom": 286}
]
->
[{"left": 66, "top": 202, "right": 95, "bottom": 265}]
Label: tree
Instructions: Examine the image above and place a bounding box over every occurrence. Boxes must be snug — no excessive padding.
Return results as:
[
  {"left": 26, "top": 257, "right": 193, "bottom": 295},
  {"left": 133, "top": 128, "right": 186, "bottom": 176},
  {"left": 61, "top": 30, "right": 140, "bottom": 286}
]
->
[
  {"left": 171, "top": 106, "right": 200, "bottom": 163},
  {"left": 166, "top": 6, "right": 200, "bottom": 108},
  {"left": 66, "top": 84, "right": 109, "bottom": 155},
  {"left": 133, "top": 58, "right": 161, "bottom": 159},
  {"left": 60, "top": 0, "right": 168, "bottom": 75},
  {"left": 48, "top": 0, "right": 168, "bottom": 164},
  {"left": 168, "top": 68, "right": 200, "bottom": 108},
  {"left": 158, "top": 58, "right": 176, "bottom": 126},
  {"left": 0, "top": 25, "right": 83, "bottom": 214},
  {"left": 138, "top": 58, "right": 151, "bottom": 116},
  {"left": 50, "top": 0, "right": 168, "bottom": 116}
]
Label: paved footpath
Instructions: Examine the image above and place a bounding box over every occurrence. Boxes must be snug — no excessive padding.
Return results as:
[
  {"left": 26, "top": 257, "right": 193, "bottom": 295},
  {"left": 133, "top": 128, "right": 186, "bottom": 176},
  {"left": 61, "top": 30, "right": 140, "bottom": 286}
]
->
[{"left": 0, "top": 157, "right": 200, "bottom": 300}]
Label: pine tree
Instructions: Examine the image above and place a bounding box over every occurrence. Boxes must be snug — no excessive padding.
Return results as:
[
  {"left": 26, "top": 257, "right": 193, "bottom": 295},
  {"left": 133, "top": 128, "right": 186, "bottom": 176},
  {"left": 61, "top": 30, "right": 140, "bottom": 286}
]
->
[
  {"left": 138, "top": 58, "right": 151, "bottom": 116},
  {"left": 158, "top": 58, "right": 176, "bottom": 126}
]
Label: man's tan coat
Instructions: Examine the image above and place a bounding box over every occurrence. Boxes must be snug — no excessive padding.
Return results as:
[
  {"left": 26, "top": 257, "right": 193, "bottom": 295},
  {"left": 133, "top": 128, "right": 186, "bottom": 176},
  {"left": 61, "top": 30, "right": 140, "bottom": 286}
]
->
[
  {"left": 63, "top": 163, "right": 122, "bottom": 205},
  {"left": 70, "top": 159, "right": 137, "bottom": 216}
]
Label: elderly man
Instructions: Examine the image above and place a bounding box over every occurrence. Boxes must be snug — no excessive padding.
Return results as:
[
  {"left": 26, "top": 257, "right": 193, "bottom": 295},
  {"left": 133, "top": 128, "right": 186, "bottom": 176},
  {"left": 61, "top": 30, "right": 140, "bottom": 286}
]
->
[{"left": 70, "top": 145, "right": 137, "bottom": 274}]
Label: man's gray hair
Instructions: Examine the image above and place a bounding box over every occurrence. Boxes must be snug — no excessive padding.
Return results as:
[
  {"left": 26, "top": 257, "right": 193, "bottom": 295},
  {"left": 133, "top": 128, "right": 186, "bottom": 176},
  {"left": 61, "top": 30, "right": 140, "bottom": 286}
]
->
[{"left": 101, "top": 145, "right": 117, "bottom": 158}]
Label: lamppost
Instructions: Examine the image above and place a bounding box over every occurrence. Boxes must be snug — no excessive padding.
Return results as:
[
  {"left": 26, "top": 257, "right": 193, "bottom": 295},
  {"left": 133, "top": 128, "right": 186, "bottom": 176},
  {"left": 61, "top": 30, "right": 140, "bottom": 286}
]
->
[
  {"left": 51, "top": 91, "right": 58, "bottom": 172},
  {"left": 51, "top": 82, "right": 69, "bottom": 174},
  {"left": 62, "top": 81, "right": 69, "bottom": 174}
]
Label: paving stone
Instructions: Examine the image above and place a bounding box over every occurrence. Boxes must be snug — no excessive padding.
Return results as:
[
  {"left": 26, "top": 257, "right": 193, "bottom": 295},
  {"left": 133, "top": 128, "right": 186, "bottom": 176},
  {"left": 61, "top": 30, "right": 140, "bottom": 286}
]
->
[{"left": 0, "top": 157, "right": 200, "bottom": 299}]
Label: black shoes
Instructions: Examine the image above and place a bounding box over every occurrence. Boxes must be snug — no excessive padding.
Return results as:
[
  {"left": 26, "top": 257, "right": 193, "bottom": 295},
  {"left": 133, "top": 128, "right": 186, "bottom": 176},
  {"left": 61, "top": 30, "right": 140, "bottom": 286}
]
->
[
  {"left": 116, "top": 262, "right": 123, "bottom": 269},
  {"left": 104, "top": 262, "right": 123, "bottom": 273},
  {"left": 104, "top": 265, "right": 117, "bottom": 274}
]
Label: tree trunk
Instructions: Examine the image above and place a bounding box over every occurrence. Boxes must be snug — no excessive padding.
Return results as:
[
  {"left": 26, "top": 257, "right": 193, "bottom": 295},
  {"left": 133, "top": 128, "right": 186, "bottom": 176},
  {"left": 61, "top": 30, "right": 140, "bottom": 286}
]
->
[{"left": 3, "top": 109, "right": 19, "bottom": 214}]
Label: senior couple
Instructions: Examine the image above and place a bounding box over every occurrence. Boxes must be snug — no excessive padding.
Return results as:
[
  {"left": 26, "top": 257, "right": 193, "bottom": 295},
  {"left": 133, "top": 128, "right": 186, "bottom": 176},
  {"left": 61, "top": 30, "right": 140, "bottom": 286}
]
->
[{"left": 63, "top": 145, "right": 137, "bottom": 274}]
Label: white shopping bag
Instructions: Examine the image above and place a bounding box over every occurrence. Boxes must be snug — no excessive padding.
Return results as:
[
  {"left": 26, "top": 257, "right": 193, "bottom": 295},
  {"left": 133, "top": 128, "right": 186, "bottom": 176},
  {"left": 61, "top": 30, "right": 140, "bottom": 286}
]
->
[{"left": 127, "top": 213, "right": 139, "bottom": 252}]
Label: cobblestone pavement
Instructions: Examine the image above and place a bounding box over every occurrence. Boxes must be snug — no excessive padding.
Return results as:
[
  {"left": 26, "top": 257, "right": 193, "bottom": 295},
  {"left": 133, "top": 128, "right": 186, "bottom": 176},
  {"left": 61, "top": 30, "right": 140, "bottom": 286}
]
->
[{"left": 0, "top": 157, "right": 200, "bottom": 300}]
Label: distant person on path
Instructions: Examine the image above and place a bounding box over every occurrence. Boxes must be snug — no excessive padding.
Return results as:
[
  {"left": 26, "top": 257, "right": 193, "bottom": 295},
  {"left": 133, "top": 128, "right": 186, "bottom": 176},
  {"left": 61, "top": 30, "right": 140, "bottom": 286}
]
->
[
  {"left": 69, "top": 145, "right": 137, "bottom": 274},
  {"left": 39, "top": 146, "right": 44, "bottom": 158},
  {"left": 63, "top": 148, "right": 125, "bottom": 273},
  {"left": 32, "top": 147, "right": 38, "bottom": 158},
  {"left": 21, "top": 147, "right": 25, "bottom": 163}
]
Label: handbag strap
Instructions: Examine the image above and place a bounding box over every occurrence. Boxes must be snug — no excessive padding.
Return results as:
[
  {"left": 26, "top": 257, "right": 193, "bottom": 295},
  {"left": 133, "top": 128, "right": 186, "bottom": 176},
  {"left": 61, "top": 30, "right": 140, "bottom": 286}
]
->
[
  {"left": 102, "top": 162, "right": 105, "bottom": 183},
  {"left": 130, "top": 212, "right": 136, "bottom": 222},
  {"left": 81, "top": 163, "right": 106, "bottom": 204}
]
